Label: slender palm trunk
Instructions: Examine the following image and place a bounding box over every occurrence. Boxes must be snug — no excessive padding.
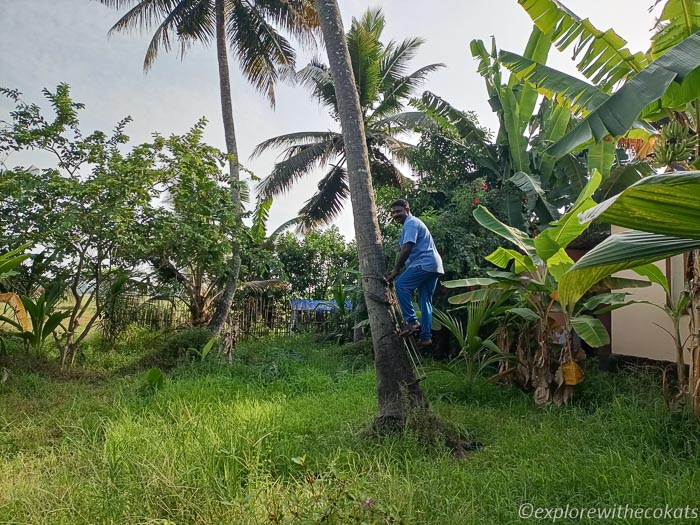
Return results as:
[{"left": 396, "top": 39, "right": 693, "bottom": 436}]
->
[
  {"left": 314, "top": 0, "right": 427, "bottom": 430},
  {"left": 209, "top": 0, "right": 243, "bottom": 335}
]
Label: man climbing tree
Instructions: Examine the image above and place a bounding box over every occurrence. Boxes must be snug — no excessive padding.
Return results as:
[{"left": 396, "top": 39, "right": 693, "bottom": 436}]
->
[
  {"left": 313, "top": 0, "right": 476, "bottom": 454},
  {"left": 385, "top": 199, "right": 444, "bottom": 348}
]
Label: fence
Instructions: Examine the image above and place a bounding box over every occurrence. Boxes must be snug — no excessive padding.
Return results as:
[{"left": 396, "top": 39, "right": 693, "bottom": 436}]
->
[{"left": 102, "top": 291, "right": 348, "bottom": 342}]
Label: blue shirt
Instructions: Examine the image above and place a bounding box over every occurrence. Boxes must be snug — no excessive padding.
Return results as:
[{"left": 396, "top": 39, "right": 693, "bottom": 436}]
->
[{"left": 399, "top": 215, "right": 444, "bottom": 274}]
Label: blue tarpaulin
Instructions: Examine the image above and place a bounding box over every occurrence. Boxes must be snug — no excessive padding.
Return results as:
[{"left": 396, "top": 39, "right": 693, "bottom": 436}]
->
[{"left": 290, "top": 299, "right": 352, "bottom": 312}]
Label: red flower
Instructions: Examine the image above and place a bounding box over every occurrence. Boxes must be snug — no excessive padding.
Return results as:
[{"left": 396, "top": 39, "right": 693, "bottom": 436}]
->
[
  {"left": 472, "top": 197, "right": 480, "bottom": 205},
  {"left": 524, "top": 195, "right": 529, "bottom": 202},
  {"left": 482, "top": 183, "right": 488, "bottom": 191}
]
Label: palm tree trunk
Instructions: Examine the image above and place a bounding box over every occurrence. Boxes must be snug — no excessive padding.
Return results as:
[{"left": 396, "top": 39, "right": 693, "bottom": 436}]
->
[
  {"left": 209, "top": 0, "right": 243, "bottom": 335},
  {"left": 314, "top": 0, "right": 427, "bottom": 430}
]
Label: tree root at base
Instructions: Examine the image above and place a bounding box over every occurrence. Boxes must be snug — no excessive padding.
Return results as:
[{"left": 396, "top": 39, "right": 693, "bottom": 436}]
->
[{"left": 369, "top": 412, "right": 483, "bottom": 458}]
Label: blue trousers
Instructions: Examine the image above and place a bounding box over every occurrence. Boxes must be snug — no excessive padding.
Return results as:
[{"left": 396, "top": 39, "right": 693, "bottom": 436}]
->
[{"left": 395, "top": 266, "right": 439, "bottom": 341}]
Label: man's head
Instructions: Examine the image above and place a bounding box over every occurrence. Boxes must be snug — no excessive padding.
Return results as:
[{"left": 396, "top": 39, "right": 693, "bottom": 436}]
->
[{"left": 390, "top": 199, "right": 410, "bottom": 224}]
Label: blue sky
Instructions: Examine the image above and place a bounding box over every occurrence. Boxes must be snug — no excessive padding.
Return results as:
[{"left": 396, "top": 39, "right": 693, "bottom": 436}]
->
[{"left": 0, "top": 0, "right": 658, "bottom": 238}]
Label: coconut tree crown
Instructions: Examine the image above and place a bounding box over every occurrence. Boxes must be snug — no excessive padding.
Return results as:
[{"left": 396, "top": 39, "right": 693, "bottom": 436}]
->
[
  {"left": 254, "top": 7, "right": 444, "bottom": 230},
  {"left": 99, "top": 0, "right": 319, "bottom": 105}
]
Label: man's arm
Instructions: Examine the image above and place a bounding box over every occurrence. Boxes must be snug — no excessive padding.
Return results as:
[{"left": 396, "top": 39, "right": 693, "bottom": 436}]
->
[{"left": 385, "top": 242, "right": 414, "bottom": 282}]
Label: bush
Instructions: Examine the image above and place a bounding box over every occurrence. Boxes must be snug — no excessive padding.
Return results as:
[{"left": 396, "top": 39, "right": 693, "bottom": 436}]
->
[{"left": 156, "top": 327, "right": 214, "bottom": 368}]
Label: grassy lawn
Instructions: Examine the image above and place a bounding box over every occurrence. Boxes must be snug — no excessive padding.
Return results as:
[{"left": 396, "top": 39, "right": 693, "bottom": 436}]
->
[{"left": 1, "top": 334, "right": 699, "bottom": 524}]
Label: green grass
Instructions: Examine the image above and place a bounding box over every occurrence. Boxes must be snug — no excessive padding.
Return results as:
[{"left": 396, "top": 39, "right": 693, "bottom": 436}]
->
[{"left": 1, "top": 334, "right": 700, "bottom": 524}]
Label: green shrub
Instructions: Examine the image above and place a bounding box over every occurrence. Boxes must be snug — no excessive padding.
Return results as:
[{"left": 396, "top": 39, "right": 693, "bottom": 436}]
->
[{"left": 156, "top": 327, "right": 214, "bottom": 368}]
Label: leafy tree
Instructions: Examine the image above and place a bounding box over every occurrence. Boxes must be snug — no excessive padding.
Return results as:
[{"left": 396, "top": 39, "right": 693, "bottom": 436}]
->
[
  {"left": 133, "top": 120, "right": 242, "bottom": 325},
  {"left": 98, "top": 0, "right": 320, "bottom": 334},
  {"left": 254, "top": 7, "right": 443, "bottom": 230},
  {"left": 273, "top": 227, "right": 355, "bottom": 298},
  {"left": 0, "top": 85, "right": 162, "bottom": 366}
]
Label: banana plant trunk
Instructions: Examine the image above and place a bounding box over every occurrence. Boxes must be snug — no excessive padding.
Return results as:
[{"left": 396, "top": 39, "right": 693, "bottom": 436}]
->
[
  {"left": 209, "top": 0, "right": 243, "bottom": 336},
  {"left": 689, "top": 249, "right": 700, "bottom": 419},
  {"left": 314, "top": 0, "right": 427, "bottom": 429}
]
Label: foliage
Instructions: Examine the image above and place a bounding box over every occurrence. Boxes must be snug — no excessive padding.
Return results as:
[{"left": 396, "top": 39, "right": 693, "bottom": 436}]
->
[
  {"left": 446, "top": 172, "right": 656, "bottom": 405},
  {"left": 385, "top": 129, "right": 510, "bottom": 280},
  {"left": 132, "top": 119, "right": 242, "bottom": 325},
  {"left": 514, "top": 0, "right": 700, "bottom": 162},
  {"left": 562, "top": 171, "right": 700, "bottom": 303},
  {"left": 0, "top": 85, "right": 163, "bottom": 366},
  {"left": 0, "top": 282, "right": 71, "bottom": 353},
  {"left": 432, "top": 287, "right": 515, "bottom": 383},
  {"left": 156, "top": 327, "right": 216, "bottom": 368},
  {"left": 560, "top": 171, "right": 700, "bottom": 417},
  {"left": 145, "top": 367, "right": 165, "bottom": 390},
  {"left": 254, "top": 7, "right": 442, "bottom": 229},
  {"left": 274, "top": 227, "right": 355, "bottom": 298}
]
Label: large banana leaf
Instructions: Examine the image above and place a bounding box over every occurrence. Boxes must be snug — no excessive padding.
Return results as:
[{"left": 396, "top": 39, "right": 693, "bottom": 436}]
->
[
  {"left": 651, "top": 0, "right": 700, "bottom": 58},
  {"left": 517, "top": 0, "right": 648, "bottom": 91},
  {"left": 499, "top": 50, "right": 607, "bottom": 115},
  {"left": 571, "top": 315, "right": 609, "bottom": 347},
  {"left": 533, "top": 169, "right": 602, "bottom": 261},
  {"left": 499, "top": 50, "right": 659, "bottom": 134},
  {"left": 547, "top": 32, "right": 700, "bottom": 157},
  {"left": 558, "top": 232, "right": 700, "bottom": 310},
  {"left": 473, "top": 206, "right": 536, "bottom": 256},
  {"left": 578, "top": 171, "right": 700, "bottom": 239},
  {"left": 509, "top": 26, "right": 552, "bottom": 136}
]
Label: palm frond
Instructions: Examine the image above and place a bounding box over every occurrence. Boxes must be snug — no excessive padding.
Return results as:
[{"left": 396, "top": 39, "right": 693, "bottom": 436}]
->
[
  {"left": 346, "top": 24, "right": 382, "bottom": 109},
  {"left": 370, "top": 111, "right": 434, "bottom": 131},
  {"left": 102, "top": 0, "right": 210, "bottom": 71},
  {"left": 415, "top": 92, "right": 490, "bottom": 148},
  {"left": 268, "top": 216, "right": 302, "bottom": 240},
  {"left": 297, "top": 163, "right": 349, "bottom": 231},
  {"left": 355, "top": 6, "right": 386, "bottom": 38},
  {"left": 256, "top": 136, "right": 343, "bottom": 198},
  {"left": 296, "top": 60, "right": 338, "bottom": 114},
  {"left": 228, "top": 0, "right": 297, "bottom": 106},
  {"left": 372, "top": 63, "right": 445, "bottom": 118},
  {"left": 369, "top": 149, "right": 408, "bottom": 187},
  {"left": 380, "top": 36, "right": 425, "bottom": 83},
  {"left": 250, "top": 0, "right": 320, "bottom": 49},
  {"left": 251, "top": 130, "right": 340, "bottom": 158}
]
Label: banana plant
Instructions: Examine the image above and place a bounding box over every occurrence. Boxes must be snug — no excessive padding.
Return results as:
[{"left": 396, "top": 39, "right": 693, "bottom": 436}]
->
[
  {"left": 559, "top": 170, "right": 700, "bottom": 418},
  {"left": 514, "top": 0, "right": 700, "bottom": 160},
  {"left": 416, "top": 25, "right": 626, "bottom": 234},
  {"left": 0, "top": 281, "right": 71, "bottom": 353},
  {"left": 445, "top": 171, "right": 656, "bottom": 404},
  {"left": 0, "top": 245, "right": 32, "bottom": 343}
]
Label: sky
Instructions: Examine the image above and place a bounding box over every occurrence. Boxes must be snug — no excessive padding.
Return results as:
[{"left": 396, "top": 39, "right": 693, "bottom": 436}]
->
[{"left": 0, "top": 0, "right": 659, "bottom": 239}]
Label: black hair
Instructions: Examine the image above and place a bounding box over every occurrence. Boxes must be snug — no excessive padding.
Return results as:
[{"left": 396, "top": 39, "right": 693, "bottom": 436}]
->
[{"left": 390, "top": 199, "right": 409, "bottom": 210}]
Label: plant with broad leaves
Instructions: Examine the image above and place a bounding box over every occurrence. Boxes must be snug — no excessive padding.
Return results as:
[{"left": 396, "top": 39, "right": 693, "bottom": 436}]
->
[
  {"left": 562, "top": 169, "right": 700, "bottom": 418},
  {"left": 0, "top": 282, "right": 71, "bottom": 354},
  {"left": 447, "top": 170, "right": 660, "bottom": 405}
]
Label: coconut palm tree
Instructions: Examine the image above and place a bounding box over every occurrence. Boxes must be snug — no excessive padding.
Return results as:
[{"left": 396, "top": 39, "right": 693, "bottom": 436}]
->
[
  {"left": 253, "top": 7, "right": 443, "bottom": 231},
  {"left": 311, "top": 0, "right": 429, "bottom": 433},
  {"left": 98, "top": 0, "right": 319, "bottom": 335}
]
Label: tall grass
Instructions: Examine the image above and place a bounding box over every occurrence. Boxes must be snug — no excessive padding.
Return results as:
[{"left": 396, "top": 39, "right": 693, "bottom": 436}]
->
[{"left": 1, "top": 334, "right": 699, "bottom": 524}]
